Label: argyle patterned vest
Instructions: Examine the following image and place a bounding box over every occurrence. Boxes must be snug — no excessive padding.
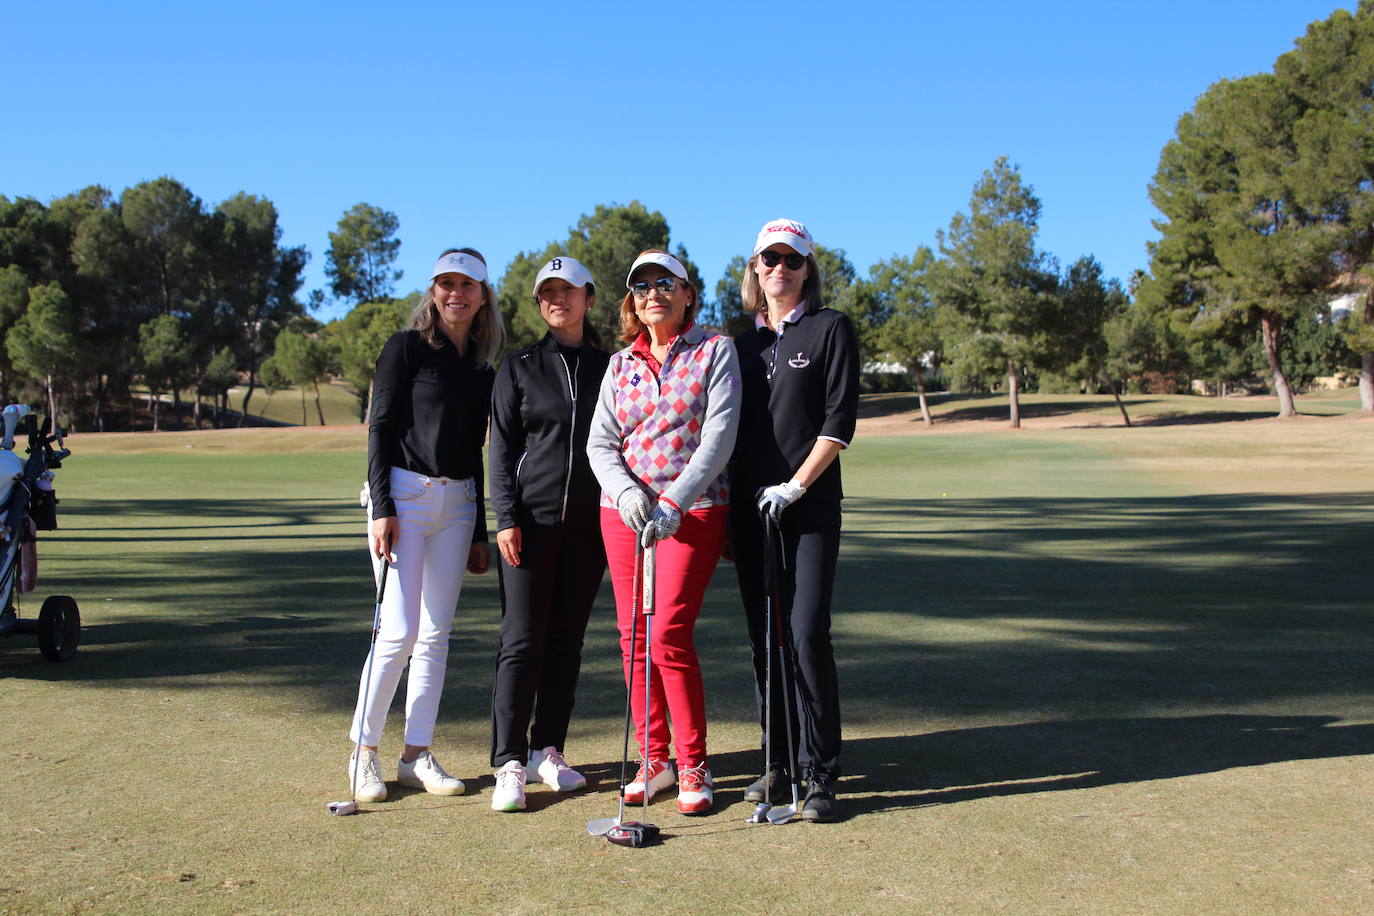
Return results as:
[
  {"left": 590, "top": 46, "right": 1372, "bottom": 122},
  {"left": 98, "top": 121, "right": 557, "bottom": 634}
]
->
[{"left": 600, "top": 333, "right": 731, "bottom": 510}]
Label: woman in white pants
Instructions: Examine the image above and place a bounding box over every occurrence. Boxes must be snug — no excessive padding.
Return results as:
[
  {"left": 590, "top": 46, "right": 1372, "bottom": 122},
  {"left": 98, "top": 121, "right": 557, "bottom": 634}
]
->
[{"left": 348, "top": 247, "right": 504, "bottom": 802}]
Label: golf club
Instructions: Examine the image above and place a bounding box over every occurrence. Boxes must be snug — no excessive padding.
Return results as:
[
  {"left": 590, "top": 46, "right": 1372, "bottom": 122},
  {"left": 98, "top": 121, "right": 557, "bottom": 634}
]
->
[
  {"left": 586, "top": 544, "right": 643, "bottom": 837},
  {"left": 745, "top": 526, "right": 776, "bottom": 825},
  {"left": 328, "top": 561, "right": 389, "bottom": 817},
  {"left": 764, "top": 515, "right": 801, "bottom": 826},
  {"left": 606, "top": 541, "right": 660, "bottom": 848}
]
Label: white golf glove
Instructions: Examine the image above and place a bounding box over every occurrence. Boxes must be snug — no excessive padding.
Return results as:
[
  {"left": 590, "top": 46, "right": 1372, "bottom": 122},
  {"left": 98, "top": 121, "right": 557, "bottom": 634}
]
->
[
  {"left": 617, "top": 487, "right": 653, "bottom": 535},
  {"left": 640, "top": 500, "right": 682, "bottom": 547},
  {"left": 756, "top": 480, "right": 806, "bottom": 523}
]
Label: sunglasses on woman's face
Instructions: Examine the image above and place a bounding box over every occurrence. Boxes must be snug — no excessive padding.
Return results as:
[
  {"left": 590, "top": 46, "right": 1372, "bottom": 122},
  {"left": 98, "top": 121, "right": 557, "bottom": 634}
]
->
[
  {"left": 631, "top": 277, "right": 677, "bottom": 299},
  {"left": 759, "top": 250, "right": 806, "bottom": 270}
]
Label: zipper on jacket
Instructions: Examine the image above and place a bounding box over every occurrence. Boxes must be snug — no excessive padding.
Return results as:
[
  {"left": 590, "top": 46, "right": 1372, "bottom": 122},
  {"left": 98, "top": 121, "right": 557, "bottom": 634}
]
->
[{"left": 558, "top": 351, "right": 577, "bottom": 522}]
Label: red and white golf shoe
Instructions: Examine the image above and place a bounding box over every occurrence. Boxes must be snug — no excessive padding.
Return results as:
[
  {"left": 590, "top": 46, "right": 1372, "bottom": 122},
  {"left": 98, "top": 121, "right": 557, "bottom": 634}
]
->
[{"left": 676, "top": 762, "right": 713, "bottom": 815}]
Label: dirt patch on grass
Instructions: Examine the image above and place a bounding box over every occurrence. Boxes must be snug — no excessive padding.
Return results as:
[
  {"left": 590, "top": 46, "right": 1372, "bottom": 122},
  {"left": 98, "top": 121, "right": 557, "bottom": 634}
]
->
[{"left": 856, "top": 391, "right": 1371, "bottom": 436}]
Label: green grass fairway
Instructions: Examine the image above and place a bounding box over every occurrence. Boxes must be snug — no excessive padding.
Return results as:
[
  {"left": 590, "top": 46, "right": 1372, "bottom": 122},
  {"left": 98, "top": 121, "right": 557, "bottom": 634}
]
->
[
  {"left": 5, "top": 407, "right": 1374, "bottom": 914},
  {"left": 227, "top": 379, "right": 362, "bottom": 427}
]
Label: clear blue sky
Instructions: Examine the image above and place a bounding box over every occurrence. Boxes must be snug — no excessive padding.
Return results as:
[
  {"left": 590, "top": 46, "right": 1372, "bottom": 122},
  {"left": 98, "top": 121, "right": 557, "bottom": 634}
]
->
[{"left": 2, "top": 1, "right": 1355, "bottom": 320}]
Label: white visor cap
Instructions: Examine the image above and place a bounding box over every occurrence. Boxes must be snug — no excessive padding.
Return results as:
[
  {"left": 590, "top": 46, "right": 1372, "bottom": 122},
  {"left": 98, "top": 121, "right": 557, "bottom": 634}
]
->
[
  {"left": 752, "top": 218, "right": 814, "bottom": 257},
  {"left": 534, "top": 256, "right": 594, "bottom": 297},
  {"left": 625, "top": 251, "right": 689, "bottom": 288},
  {"left": 431, "top": 250, "right": 488, "bottom": 284}
]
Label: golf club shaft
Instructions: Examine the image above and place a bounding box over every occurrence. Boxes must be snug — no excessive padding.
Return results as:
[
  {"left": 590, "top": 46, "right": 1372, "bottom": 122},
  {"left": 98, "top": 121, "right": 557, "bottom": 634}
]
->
[
  {"left": 763, "top": 545, "right": 774, "bottom": 811},
  {"left": 616, "top": 545, "right": 644, "bottom": 827},
  {"left": 767, "top": 517, "right": 802, "bottom": 819},
  {"left": 642, "top": 542, "right": 655, "bottom": 821},
  {"left": 351, "top": 562, "right": 388, "bottom": 799}
]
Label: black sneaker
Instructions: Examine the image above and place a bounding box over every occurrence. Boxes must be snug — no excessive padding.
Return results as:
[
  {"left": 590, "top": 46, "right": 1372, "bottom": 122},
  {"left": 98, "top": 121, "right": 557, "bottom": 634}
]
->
[
  {"left": 743, "top": 767, "right": 788, "bottom": 803},
  {"left": 800, "top": 771, "right": 838, "bottom": 822}
]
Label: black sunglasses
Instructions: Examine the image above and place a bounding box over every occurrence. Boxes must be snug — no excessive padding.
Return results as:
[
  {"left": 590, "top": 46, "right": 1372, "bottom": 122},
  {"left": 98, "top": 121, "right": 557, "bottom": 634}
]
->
[
  {"left": 630, "top": 277, "right": 677, "bottom": 299},
  {"left": 758, "top": 250, "right": 806, "bottom": 270}
]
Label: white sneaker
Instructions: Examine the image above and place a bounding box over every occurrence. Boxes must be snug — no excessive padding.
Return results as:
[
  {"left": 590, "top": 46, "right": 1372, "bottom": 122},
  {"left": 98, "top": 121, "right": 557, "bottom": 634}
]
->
[
  {"left": 397, "top": 750, "right": 465, "bottom": 796},
  {"left": 348, "top": 749, "right": 387, "bottom": 803},
  {"left": 492, "top": 760, "right": 527, "bottom": 812},
  {"left": 527, "top": 746, "right": 587, "bottom": 792},
  {"left": 623, "top": 758, "right": 674, "bottom": 804}
]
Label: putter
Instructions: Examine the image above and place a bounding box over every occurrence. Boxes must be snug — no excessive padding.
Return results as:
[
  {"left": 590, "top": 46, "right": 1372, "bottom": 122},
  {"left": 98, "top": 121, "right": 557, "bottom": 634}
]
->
[
  {"left": 606, "top": 541, "right": 660, "bottom": 848},
  {"left": 586, "top": 544, "right": 643, "bottom": 837},
  {"left": 745, "top": 529, "right": 776, "bottom": 825},
  {"left": 329, "top": 561, "right": 389, "bottom": 816},
  {"left": 763, "top": 515, "right": 801, "bottom": 826}
]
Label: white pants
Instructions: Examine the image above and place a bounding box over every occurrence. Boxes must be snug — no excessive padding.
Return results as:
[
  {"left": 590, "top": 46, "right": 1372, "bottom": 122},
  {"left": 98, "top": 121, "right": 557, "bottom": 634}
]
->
[{"left": 350, "top": 468, "right": 478, "bottom": 747}]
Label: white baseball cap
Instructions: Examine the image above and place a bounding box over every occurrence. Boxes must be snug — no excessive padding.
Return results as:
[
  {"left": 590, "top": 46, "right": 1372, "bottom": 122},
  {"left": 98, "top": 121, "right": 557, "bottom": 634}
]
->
[
  {"left": 533, "top": 256, "right": 594, "bottom": 296},
  {"left": 625, "top": 251, "right": 689, "bottom": 288},
  {"left": 430, "top": 250, "right": 488, "bottom": 284},
  {"left": 752, "top": 218, "right": 814, "bottom": 257}
]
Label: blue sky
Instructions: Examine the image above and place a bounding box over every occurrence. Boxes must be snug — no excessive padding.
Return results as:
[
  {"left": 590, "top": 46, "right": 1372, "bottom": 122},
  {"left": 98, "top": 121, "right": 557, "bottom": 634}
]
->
[{"left": 2, "top": 1, "right": 1355, "bottom": 320}]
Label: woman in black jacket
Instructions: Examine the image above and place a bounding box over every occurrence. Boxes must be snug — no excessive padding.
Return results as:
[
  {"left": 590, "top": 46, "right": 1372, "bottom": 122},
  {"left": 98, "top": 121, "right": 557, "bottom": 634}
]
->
[{"left": 488, "top": 256, "right": 611, "bottom": 812}]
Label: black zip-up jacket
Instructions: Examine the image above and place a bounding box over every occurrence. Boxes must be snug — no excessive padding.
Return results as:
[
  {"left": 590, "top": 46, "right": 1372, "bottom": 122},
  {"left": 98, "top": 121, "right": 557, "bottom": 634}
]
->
[{"left": 490, "top": 334, "right": 611, "bottom": 532}]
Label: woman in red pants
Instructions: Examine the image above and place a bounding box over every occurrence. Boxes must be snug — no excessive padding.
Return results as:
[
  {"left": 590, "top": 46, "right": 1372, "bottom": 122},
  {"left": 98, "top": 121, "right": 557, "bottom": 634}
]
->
[{"left": 586, "top": 249, "right": 741, "bottom": 816}]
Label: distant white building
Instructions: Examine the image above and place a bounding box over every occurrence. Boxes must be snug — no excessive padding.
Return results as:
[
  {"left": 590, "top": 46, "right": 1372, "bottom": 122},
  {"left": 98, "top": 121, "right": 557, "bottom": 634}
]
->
[{"left": 1330, "top": 293, "right": 1359, "bottom": 321}]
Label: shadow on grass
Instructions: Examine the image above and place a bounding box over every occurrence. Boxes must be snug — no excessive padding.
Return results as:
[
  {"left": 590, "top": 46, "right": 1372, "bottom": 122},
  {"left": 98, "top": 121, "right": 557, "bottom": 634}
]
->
[
  {"left": 5, "top": 489, "right": 1374, "bottom": 811},
  {"left": 836, "top": 714, "right": 1374, "bottom": 818}
]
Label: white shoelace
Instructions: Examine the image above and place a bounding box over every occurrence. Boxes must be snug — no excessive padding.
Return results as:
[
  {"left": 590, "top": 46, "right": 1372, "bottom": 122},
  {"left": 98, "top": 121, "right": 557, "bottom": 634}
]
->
[
  {"left": 497, "top": 766, "right": 524, "bottom": 789},
  {"left": 678, "top": 764, "right": 709, "bottom": 790},
  {"left": 353, "top": 753, "right": 382, "bottom": 785},
  {"left": 418, "top": 754, "right": 452, "bottom": 779}
]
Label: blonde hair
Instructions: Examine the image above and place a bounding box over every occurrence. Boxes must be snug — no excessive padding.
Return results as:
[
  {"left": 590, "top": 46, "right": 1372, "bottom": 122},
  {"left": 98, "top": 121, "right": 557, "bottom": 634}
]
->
[
  {"left": 741, "top": 250, "right": 826, "bottom": 317},
  {"left": 618, "top": 249, "right": 698, "bottom": 343},
  {"left": 410, "top": 247, "right": 506, "bottom": 366}
]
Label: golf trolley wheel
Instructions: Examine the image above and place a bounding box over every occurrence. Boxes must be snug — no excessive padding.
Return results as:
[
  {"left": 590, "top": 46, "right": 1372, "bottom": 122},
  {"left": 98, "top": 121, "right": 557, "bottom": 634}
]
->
[{"left": 36, "top": 595, "right": 80, "bottom": 662}]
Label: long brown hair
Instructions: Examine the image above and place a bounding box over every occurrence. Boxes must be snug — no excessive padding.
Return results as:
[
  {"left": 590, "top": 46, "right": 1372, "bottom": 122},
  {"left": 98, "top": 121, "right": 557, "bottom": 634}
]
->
[
  {"left": 618, "top": 249, "right": 698, "bottom": 344},
  {"left": 410, "top": 247, "right": 506, "bottom": 366}
]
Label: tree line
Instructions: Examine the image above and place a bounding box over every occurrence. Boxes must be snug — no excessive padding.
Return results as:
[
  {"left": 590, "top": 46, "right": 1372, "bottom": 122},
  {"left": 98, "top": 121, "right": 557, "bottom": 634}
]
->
[{"left": 2, "top": 5, "right": 1369, "bottom": 431}]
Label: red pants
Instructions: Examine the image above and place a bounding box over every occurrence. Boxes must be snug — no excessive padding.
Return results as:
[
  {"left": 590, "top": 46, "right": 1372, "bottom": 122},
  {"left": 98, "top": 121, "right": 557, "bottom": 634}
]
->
[{"left": 601, "top": 506, "right": 728, "bottom": 766}]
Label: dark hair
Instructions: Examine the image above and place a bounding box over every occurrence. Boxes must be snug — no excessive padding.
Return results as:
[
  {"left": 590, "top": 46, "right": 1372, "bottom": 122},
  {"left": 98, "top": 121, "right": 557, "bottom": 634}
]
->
[{"left": 533, "top": 279, "right": 603, "bottom": 349}]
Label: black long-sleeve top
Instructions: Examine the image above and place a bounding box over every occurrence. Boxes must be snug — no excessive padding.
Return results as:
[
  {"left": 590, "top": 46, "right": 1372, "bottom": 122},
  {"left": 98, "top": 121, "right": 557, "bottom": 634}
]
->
[
  {"left": 489, "top": 334, "right": 610, "bottom": 532},
  {"left": 367, "top": 329, "right": 493, "bottom": 541},
  {"left": 730, "top": 307, "right": 860, "bottom": 525}
]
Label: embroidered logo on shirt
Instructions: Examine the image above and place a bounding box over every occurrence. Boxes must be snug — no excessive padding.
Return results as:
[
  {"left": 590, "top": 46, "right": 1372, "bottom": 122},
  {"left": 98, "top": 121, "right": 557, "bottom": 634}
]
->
[{"left": 787, "top": 352, "right": 810, "bottom": 369}]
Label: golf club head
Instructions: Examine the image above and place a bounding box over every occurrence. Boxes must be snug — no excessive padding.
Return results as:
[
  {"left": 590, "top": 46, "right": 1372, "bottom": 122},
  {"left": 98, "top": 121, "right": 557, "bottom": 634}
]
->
[
  {"left": 765, "top": 804, "right": 797, "bottom": 825},
  {"left": 585, "top": 816, "right": 619, "bottom": 837},
  {"left": 745, "top": 802, "right": 772, "bottom": 824},
  {"left": 326, "top": 800, "right": 359, "bottom": 816},
  {"left": 605, "top": 820, "right": 661, "bottom": 848}
]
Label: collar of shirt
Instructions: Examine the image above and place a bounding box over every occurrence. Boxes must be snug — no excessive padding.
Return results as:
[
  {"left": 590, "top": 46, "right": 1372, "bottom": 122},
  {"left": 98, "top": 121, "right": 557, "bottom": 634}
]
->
[
  {"left": 631, "top": 321, "right": 699, "bottom": 376},
  {"left": 754, "top": 304, "right": 806, "bottom": 334}
]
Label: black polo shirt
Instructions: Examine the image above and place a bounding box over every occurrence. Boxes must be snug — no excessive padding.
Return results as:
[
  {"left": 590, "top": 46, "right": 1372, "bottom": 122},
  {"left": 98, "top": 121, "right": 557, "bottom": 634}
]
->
[
  {"left": 730, "top": 307, "right": 860, "bottom": 521},
  {"left": 367, "top": 329, "right": 494, "bottom": 538}
]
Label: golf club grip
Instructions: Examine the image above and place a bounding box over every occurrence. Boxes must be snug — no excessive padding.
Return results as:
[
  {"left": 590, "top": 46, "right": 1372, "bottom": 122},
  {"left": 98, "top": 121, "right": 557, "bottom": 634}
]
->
[
  {"left": 375, "top": 561, "right": 389, "bottom": 607},
  {"left": 642, "top": 544, "right": 655, "bottom": 615}
]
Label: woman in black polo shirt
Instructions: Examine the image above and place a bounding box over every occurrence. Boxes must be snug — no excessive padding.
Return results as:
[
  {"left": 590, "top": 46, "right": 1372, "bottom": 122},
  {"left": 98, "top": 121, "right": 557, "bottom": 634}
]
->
[
  {"left": 729, "top": 219, "right": 860, "bottom": 822},
  {"left": 347, "top": 248, "right": 503, "bottom": 804},
  {"left": 487, "top": 256, "right": 610, "bottom": 812}
]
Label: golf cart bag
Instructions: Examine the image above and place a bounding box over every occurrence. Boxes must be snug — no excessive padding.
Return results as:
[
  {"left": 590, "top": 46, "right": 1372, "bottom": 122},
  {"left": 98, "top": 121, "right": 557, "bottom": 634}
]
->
[{"left": 0, "top": 405, "right": 79, "bottom": 661}]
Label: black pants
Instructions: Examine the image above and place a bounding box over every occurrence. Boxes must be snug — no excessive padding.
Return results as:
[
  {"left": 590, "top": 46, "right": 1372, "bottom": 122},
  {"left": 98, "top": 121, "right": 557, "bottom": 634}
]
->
[
  {"left": 730, "top": 500, "right": 842, "bottom": 778},
  {"left": 490, "top": 513, "right": 606, "bottom": 767}
]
